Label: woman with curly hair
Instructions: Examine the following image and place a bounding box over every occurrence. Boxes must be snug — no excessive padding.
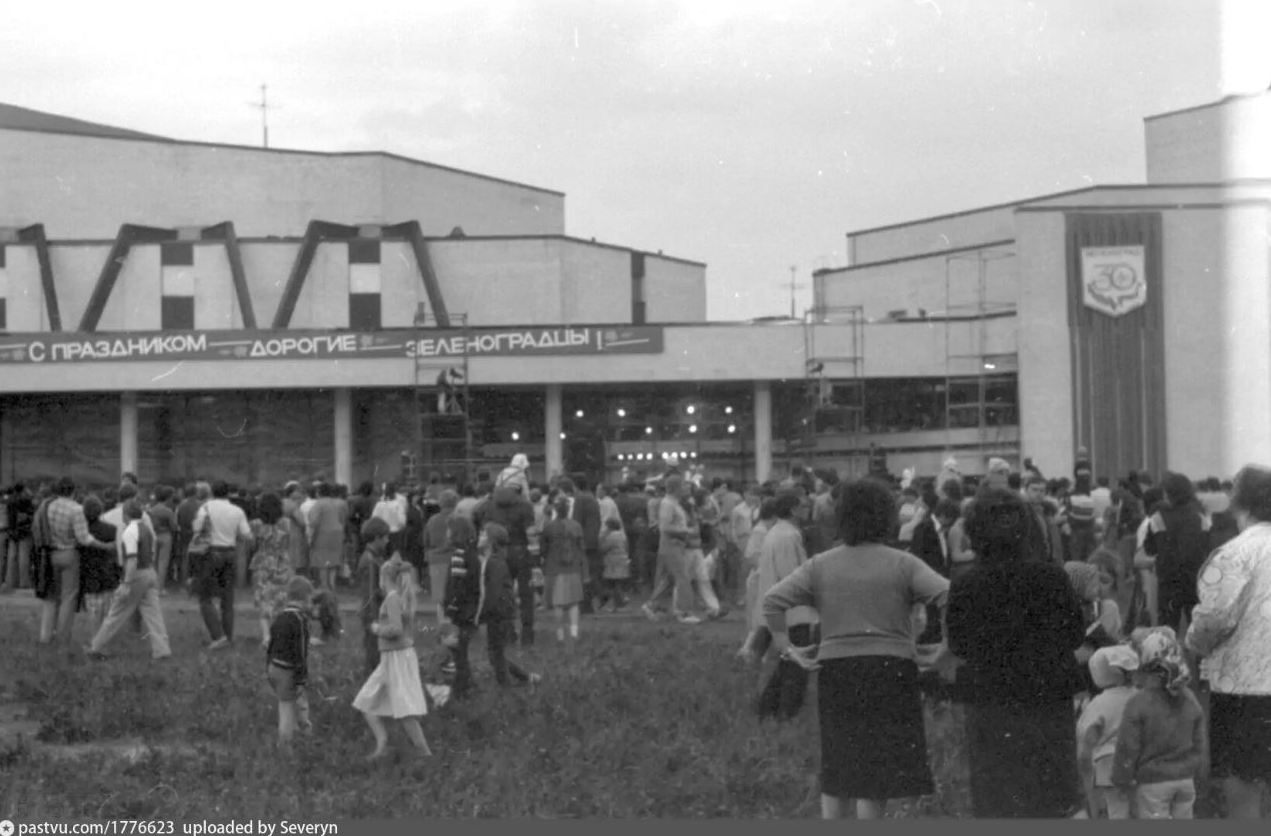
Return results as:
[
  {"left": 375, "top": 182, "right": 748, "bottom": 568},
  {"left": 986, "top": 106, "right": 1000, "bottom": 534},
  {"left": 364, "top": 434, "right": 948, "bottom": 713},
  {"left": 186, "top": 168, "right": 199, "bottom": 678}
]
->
[
  {"left": 763, "top": 477, "right": 948, "bottom": 819},
  {"left": 250, "top": 492, "right": 295, "bottom": 647}
]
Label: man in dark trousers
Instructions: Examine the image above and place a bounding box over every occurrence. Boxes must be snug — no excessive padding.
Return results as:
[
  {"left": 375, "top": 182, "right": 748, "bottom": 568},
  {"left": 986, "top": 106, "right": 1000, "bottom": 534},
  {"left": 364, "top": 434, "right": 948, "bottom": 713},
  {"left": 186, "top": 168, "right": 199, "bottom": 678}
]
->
[
  {"left": 560, "top": 477, "right": 602, "bottom": 615},
  {"left": 909, "top": 499, "right": 959, "bottom": 644},
  {"left": 474, "top": 481, "right": 538, "bottom": 645}
]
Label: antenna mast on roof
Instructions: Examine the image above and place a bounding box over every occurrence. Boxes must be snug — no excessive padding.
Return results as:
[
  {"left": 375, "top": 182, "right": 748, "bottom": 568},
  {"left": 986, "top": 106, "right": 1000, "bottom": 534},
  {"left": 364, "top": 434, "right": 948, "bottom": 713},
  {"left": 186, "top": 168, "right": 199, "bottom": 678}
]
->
[
  {"left": 784, "top": 265, "right": 806, "bottom": 319},
  {"left": 250, "top": 84, "right": 274, "bottom": 148}
]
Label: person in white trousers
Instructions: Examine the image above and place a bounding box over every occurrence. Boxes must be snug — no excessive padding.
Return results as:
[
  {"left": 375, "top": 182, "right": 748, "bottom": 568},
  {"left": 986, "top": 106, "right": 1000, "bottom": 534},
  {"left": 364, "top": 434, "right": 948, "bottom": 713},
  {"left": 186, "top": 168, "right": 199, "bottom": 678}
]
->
[{"left": 86, "top": 498, "right": 171, "bottom": 661}]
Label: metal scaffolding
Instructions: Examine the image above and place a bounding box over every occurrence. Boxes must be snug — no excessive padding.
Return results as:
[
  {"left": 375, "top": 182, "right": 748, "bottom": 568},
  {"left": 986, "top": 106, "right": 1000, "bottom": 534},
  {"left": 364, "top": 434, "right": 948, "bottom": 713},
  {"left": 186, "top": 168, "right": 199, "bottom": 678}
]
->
[
  {"left": 409, "top": 309, "right": 474, "bottom": 486},
  {"left": 942, "top": 249, "right": 1019, "bottom": 469},
  {"left": 799, "top": 305, "right": 866, "bottom": 471}
]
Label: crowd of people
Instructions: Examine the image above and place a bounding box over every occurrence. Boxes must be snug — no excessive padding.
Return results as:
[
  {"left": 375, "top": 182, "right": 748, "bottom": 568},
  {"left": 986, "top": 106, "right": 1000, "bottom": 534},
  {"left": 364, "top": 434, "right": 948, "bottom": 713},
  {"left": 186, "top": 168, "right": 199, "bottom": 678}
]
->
[
  {"left": 754, "top": 454, "right": 1271, "bottom": 820},
  {"left": 1, "top": 449, "right": 1269, "bottom": 819}
]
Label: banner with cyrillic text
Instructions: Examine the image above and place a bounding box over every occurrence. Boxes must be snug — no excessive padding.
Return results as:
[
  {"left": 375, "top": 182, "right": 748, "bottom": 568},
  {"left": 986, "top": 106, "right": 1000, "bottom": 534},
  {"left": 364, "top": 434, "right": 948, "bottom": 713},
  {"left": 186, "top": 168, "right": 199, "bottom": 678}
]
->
[{"left": 0, "top": 326, "right": 664, "bottom": 364}]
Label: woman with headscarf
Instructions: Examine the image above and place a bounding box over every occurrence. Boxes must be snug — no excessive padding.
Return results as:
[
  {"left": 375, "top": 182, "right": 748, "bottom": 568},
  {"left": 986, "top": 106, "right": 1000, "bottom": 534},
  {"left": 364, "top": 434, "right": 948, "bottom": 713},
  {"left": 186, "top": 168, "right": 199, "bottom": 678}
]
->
[
  {"left": 1065, "top": 559, "right": 1121, "bottom": 692},
  {"left": 1112, "top": 627, "right": 1206, "bottom": 819},
  {"left": 1185, "top": 464, "right": 1271, "bottom": 819},
  {"left": 946, "top": 487, "right": 1087, "bottom": 818}
]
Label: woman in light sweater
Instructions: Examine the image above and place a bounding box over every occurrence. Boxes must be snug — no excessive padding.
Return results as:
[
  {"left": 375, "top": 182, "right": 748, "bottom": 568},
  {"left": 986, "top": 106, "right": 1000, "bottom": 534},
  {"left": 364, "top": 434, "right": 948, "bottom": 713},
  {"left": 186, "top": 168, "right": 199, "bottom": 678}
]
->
[
  {"left": 763, "top": 477, "right": 949, "bottom": 820},
  {"left": 1185, "top": 463, "right": 1271, "bottom": 819}
]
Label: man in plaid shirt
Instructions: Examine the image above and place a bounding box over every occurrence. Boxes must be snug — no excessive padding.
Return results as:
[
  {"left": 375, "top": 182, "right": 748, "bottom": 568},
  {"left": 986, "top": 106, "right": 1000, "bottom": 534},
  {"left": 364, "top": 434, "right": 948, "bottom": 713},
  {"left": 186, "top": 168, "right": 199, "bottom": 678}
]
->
[{"left": 39, "top": 476, "right": 111, "bottom": 644}]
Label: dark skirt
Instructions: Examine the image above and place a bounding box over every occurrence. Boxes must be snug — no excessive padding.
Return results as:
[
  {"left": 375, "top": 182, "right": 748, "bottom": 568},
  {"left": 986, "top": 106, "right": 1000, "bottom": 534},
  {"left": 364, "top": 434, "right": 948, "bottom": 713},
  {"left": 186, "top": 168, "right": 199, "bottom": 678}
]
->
[
  {"left": 966, "top": 699, "right": 1080, "bottom": 818},
  {"left": 79, "top": 547, "right": 121, "bottom": 598},
  {"left": 817, "top": 655, "right": 933, "bottom": 800},
  {"left": 1209, "top": 692, "right": 1271, "bottom": 784},
  {"left": 756, "top": 623, "right": 818, "bottom": 721}
]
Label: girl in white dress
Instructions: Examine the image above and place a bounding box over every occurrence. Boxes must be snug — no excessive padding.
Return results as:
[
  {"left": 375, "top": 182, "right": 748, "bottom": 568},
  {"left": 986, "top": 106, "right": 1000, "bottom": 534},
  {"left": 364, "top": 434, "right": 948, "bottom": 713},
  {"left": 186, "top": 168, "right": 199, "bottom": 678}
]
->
[{"left": 351, "top": 557, "right": 433, "bottom": 760}]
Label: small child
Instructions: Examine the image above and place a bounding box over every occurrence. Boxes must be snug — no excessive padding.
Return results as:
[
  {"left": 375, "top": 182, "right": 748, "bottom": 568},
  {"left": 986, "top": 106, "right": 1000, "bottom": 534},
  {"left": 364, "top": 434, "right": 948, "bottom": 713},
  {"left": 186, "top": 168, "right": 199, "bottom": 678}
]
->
[
  {"left": 266, "top": 576, "right": 315, "bottom": 743},
  {"left": 351, "top": 559, "right": 432, "bottom": 761},
  {"left": 540, "top": 497, "right": 585, "bottom": 642},
  {"left": 531, "top": 566, "right": 545, "bottom": 610},
  {"left": 1077, "top": 645, "right": 1141, "bottom": 819},
  {"left": 356, "top": 517, "right": 393, "bottom": 676},
  {"left": 1111, "top": 628, "right": 1207, "bottom": 819},
  {"left": 598, "top": 517, "right": 630, "bottom": 612},
  {"left": 309, "top": 586, "right": 343, "bottom": 645}
]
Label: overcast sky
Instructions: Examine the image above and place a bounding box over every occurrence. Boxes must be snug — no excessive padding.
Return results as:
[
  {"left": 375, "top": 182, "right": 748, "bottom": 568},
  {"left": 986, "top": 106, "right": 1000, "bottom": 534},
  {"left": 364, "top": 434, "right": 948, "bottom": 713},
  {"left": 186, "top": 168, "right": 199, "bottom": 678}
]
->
[{"left": 3, "top": 0, "right": 1266, "bottom": 320}]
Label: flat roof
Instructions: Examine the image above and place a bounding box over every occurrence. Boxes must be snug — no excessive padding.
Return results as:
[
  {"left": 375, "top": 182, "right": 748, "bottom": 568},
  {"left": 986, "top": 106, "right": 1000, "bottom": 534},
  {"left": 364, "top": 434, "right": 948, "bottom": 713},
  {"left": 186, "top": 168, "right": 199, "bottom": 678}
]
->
[
  {"left": 0, "top": 102, "right": 169, "bottom": 142},
  {"left": 845, "top": 181, "right": 1271, "bottom": 239},
  {"left": 1143, "top": 89, "right": 1271, "bottom": 123},
  {"left": 39, "top": 232, "right": 705, "bottom": 268},
  {"left": 0, "top": 102, "right": 565, "bottom": 198}
]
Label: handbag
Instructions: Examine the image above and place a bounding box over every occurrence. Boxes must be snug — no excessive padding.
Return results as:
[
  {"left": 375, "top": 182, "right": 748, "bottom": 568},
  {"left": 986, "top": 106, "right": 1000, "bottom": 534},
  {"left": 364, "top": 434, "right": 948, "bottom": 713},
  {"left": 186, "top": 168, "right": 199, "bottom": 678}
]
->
[{"left": 186, "top": 509, "right": 213, "bottom": 558}]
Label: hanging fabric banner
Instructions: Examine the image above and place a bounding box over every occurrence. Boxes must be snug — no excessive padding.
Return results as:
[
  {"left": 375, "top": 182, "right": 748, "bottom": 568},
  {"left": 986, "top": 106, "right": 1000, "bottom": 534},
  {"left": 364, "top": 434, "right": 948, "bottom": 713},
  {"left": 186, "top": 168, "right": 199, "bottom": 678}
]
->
[
  {"left": 1065, "top": 213, "right": 1166, "bottom": 480},
  {"left": 1080, "top": 245, "right": 1147, "bottom": 318}
]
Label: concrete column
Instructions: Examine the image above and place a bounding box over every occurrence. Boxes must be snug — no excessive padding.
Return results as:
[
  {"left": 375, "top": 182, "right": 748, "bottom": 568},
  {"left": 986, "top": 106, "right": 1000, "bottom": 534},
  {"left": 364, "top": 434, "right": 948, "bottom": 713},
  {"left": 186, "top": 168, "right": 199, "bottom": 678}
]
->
[
  {"left": 753, "top": 381, "right": 773, "bottom": 484},
  {"left": 120, "top": 391, "right": 139, "bottom": 479},
  {"left": 545, "top": 384, "right": 564, "bottom": 479},
  {"left": 334, "top": 388, "right": 353, "bottom": 488},
  {"left": 1219, "top": 212, "right": 1271, "bottom": 475}
]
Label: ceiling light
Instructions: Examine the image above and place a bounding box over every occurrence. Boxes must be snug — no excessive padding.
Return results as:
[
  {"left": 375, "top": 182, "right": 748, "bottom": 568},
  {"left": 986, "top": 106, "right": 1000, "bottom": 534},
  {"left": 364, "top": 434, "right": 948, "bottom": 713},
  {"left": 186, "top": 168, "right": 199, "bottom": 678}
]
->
[
  {"left": 728, "top": 424, "right": 736, "bottom": 433},
  {"left": 724, "top": 406, "right": 733, "bottom": 415},
  {"left": 689, "top": 424, "right": 697, "bottom": 434},
  {"left": 617, "top": 408, "right": 627, "bottom": 417},
  {"left": 575, "top": 409, "right": 585, "bottom": 418},
  {"left": 686, "top": 405, "right": 696, "bottom": 415},
  {"left": 511, "top": 431, "right": 520, "bottom": 442}
]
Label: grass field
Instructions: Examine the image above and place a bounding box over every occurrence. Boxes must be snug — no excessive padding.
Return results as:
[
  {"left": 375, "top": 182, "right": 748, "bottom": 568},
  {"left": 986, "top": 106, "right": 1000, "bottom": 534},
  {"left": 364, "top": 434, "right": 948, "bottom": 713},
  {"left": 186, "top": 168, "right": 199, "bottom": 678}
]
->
[{"left": 0, "top": 595, "right": 976, "bottom": 819}]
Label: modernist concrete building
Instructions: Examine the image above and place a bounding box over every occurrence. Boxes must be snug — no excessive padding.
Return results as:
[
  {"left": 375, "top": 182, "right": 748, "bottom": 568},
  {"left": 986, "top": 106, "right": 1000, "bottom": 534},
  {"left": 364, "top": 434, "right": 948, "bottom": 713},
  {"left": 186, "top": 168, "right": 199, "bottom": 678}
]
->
[
  {"left": 0, "top": 103, "right": 838, "bottom": 489},
  {"left": 1, "top": 91, "right": 1267, "bottom": 491},
  {"left": 815, "top": 89, "right": 1271, "bottom": 482}
]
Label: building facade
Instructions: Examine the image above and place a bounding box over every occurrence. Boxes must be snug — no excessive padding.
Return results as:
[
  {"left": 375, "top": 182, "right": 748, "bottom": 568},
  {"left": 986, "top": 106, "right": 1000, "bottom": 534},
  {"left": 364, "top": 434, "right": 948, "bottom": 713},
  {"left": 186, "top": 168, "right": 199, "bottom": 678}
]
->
[
  {"left": 0, "top": 104, "right": 820, "bottom": 489},
  {"left": 2, "top": 92, "right": 1268, "bottom": 491},
  {"left": 815, "top": 90, "right": 1271, "bottom": 481}
]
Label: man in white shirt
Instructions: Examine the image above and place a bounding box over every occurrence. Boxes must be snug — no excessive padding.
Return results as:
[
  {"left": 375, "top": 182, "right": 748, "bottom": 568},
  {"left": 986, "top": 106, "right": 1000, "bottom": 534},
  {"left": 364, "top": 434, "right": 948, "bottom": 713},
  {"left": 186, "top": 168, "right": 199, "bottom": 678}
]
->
[
  {"left": 191, "top": 480, "right": 253, "bottom": 650},
  {"left": 1090, "top": 476, "right": 1114, "bottom": 531},
  {"left": 99, "top": 482, "right": 157, "bottom": 634}
]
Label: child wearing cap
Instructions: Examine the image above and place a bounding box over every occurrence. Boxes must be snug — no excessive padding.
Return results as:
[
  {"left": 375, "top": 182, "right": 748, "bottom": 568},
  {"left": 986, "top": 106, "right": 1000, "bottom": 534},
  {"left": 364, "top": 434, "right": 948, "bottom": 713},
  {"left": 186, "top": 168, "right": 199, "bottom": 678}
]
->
[
  {"left": 266, "top": 576, "right": 315, "bottom": 743},
  {"left": 1077, "top": 645, "right": 1141, "bottom": 818},
  {"left": 1111, "top": 627, "right": 1208, "bottom": 818}
]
